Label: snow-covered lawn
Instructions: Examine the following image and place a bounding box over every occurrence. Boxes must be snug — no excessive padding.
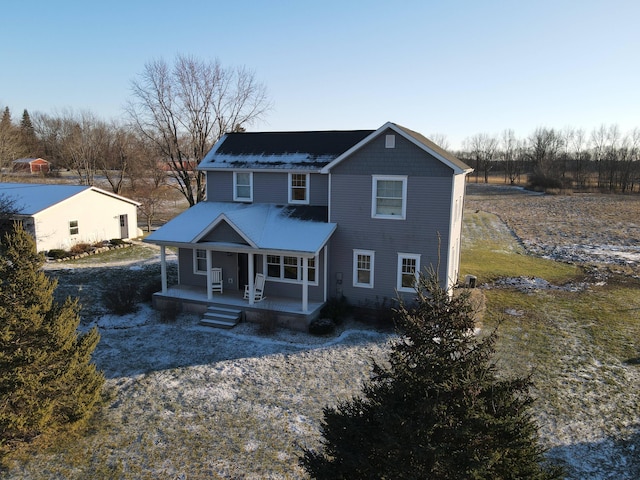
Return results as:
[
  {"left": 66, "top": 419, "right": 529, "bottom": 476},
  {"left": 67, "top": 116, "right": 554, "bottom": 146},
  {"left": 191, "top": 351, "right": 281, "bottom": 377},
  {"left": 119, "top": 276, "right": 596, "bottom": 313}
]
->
[{"left": 5, "top": 185, "right": 640, "bottom": 479}]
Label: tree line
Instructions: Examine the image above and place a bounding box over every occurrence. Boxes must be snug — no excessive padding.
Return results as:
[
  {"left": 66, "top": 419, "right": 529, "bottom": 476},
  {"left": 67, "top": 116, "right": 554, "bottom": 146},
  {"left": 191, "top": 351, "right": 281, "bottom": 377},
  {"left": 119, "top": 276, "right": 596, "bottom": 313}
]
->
[
  {"left": 0, "top": 54, "right": 270, "bottom": 229},
  {"left": 453, "top": 126, "right": 640, "bottom": 193}
]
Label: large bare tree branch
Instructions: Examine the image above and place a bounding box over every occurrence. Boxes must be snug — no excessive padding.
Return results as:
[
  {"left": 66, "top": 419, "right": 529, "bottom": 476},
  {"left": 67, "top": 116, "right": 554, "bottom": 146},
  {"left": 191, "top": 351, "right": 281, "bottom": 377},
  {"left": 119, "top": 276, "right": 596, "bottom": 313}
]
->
[{"left": 126, "top": 55, "right": 271, "bottom": 205}]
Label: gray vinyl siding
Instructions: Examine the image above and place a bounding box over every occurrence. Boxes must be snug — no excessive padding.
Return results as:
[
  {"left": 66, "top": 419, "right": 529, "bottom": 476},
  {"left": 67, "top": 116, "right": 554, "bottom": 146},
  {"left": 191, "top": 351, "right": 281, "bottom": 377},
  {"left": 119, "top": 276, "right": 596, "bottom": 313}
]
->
[
  {"left": 328, "top": 131, "right": 454, "bottom": 305},
  {"left": 206, "top": 171, "right": 327, "bottom": 205},
  {"left": 201, "top": 221, "right": 247, "bottom": 244},
  {"left": 178, "top": 247, "right": 325, "bottom": 302}
]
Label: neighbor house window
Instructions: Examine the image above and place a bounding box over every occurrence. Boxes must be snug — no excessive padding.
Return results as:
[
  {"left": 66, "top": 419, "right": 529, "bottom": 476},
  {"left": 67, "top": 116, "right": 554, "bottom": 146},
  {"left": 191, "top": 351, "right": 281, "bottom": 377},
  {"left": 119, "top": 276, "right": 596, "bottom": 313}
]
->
[
  {"left": 289, "top": 173, "right": 309, "bottom": 204},
  {"left": 372, "top": 175, "right": 407, "bottom": 219},
  {"left": 397, "top": 253, "right": 420, "bottom": 292},
  {"left": 265, "top": 254, "right": 317, "bottom": 284},
  {"left": 69, "top": 220, "right": 79, "bottom": 235},
  {"left": 233, "top": 171, "right": 253, "bottom": 202},
  {"left": 194, "top": 248, "right": 207, "bottom": 274},
  {"left": 353, "top": 249, "right": 374, "bottom": 288}
]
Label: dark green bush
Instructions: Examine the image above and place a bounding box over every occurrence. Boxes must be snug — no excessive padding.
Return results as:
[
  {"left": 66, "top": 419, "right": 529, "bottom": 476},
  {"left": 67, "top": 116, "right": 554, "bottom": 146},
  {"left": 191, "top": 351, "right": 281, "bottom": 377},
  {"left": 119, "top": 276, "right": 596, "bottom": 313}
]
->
[
  {"left": 102, "top": 283, "right": 139, "bottom": 315},
  {"left": 308, "top": 317, "right": 336, "bottom": 336},
  {"left": 320, "top": 295, "right": 350, "bottom": 325},
  {"left": 109, "top": 238, "right": 127, "bottom": 246},
  {"left": 47, "top": 249, "right": 68, "bottom": 260}
]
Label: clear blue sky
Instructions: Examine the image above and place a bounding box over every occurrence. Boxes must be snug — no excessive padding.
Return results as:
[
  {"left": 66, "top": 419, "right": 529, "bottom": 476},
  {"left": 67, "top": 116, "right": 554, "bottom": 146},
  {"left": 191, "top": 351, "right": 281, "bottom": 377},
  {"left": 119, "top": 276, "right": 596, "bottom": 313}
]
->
[{"left": 2, "top": 0, "right": 638, "bottom": 149}]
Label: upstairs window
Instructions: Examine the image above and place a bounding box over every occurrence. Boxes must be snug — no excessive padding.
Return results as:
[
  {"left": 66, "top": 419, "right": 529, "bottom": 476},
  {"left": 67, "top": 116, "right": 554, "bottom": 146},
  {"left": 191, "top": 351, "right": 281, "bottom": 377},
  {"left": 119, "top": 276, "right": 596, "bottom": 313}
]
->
[
  {"left": 372, "top": 175, "right": 407, "bottom": 219},
  {"left": 69, "top": 220, "right": 79, "bottom": 235},
  {"left": 289, "top": 173, "right": 309, "bottom": 204},
  {"left": 233, "top": 172, "right": 253, "bottom": 202}
]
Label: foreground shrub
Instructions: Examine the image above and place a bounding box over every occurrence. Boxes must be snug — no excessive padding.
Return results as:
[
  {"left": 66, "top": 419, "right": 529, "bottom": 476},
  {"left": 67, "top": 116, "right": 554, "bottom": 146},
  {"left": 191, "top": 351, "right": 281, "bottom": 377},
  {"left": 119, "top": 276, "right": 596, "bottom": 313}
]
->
[
  {"left": 102, "top": 283, "right": 139, "bottom": 315},
  {"left": 301, "top": 271, "right": 563, "bottom": 479},
  {"left": 139, "top": 278, "right": 162, "bottom": 303},
  {"left": 0, "top": 224, "right": 104, "bottom": 448}
]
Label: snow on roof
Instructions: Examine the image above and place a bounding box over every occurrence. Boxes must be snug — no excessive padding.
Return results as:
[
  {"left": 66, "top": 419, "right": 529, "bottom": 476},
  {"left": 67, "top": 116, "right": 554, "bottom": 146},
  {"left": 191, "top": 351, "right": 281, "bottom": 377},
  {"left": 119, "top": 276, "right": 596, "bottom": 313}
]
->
[
  {"left": 0, "top": 183, "right": 90, "bottom": 214},
  {"left": 145, "top": 202, "right": 336, "bottom": 254},
  {"left": 0, "top": 183, "right": 140, "bottom": 215},
  {"left": 199, "top": 130, "right": 374, "bottom": 171}
]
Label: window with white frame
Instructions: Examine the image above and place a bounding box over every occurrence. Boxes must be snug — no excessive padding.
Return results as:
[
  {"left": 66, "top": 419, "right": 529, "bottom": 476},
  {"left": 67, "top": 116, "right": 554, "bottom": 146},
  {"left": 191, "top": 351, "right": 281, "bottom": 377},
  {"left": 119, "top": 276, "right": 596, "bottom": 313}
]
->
[
  {"left": 288, "top": 173, "right": 309, "bottom": 204},
  {"left": 194, "top": 248, "right": 207, "bottom": 274},
  {"left": 69, "top": 220, "right": 79, "bottom": 235},
  {"left": 372, "top": 175, "right": 407, "bottom": 219},
  {"left": 397, "top": 253, "right": 420, "bottom": 292},
  {"left": 266, "top": 254, "right": 317, "bottom": 284},
  {"left": 353, "top": 249, "right": 374, "bottom": 288},
  {"left": 233, "top": 171, "right": 253, "bottom": 201}
]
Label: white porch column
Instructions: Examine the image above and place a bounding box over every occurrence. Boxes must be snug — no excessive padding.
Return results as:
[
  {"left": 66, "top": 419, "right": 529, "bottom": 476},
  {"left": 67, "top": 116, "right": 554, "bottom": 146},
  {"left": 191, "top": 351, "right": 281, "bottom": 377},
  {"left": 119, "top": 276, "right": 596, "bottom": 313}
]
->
[
  {"left": 206, "top": 249, "right": 213, "bottom": 300},
  {"left": 160, "top": 246, "right": 167, "bottom": 294},
  {"left": 323, "top": 245, "right": 328, "bottom": 302},
  {"left": 302, "top": 256, "right": 309, "bottom": 313},
  {"left": 248, "top": 252, "right": 255, "bottom": 305}
]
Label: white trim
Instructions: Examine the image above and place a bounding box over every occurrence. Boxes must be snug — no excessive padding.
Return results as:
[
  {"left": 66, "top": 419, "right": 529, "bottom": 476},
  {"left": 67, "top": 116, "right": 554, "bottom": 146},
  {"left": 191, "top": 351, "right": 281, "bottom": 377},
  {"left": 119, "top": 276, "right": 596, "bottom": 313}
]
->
[
  {"left": 233, "top": 171, "right": 253, "bottom": 202},
  {"left": 353, "top": 249, "right": 375, "bottom": 288},
  {"left": 371, "top": 175, "right": 407, "bottom": 220},
  {"left": 397, "top": 253, "right": 421, "bottom": 293},
  {"left": 288, "top": 172, "right": 309, "bottom": 204}
]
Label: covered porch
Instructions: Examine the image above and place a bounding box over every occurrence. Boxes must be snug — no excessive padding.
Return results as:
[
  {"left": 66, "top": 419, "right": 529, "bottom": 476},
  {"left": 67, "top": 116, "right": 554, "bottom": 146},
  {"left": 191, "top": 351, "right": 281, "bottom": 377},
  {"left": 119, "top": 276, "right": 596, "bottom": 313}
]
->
[{"left": 144, "top": 202, "right": 337, "bottom": 331}]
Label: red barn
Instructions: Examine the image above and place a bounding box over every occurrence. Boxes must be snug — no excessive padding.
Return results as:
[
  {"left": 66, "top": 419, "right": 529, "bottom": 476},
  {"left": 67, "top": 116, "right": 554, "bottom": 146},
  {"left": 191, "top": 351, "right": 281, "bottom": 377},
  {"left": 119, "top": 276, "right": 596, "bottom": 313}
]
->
[{"left": 12, "top": 158, "right": 51, "bottom": 174}]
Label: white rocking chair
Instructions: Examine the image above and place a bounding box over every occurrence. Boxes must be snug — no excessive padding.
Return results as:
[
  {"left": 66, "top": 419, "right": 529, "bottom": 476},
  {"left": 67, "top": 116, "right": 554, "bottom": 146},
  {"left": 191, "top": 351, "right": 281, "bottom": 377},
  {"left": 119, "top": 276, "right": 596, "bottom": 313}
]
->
[
  {"left": 244, "top": 273, "right": 266, "bottom": 302},
  {"left": 211, "top": 267, "right": 223, "bottom": 294}
]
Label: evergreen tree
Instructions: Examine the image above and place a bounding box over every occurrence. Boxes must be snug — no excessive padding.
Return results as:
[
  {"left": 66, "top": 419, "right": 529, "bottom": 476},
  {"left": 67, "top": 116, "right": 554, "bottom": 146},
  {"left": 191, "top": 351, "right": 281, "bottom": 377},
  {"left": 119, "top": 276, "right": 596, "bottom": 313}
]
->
[
  {"left": 301, "top": 272, "right": 562, "bottom": 479},
  {"left": 19, "top": 109, "right": 37, "bottom": 156},
  {"left": 0, "top": 223, "right": 104, "bottom": 447}
]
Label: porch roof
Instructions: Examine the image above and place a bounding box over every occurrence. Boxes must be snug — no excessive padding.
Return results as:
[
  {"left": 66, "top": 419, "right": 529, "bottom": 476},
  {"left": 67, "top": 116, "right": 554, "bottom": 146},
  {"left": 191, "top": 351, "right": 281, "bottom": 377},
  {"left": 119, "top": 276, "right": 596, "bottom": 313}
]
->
[{"left": 145, "top": 202, "right": 336, "bottom": 255}]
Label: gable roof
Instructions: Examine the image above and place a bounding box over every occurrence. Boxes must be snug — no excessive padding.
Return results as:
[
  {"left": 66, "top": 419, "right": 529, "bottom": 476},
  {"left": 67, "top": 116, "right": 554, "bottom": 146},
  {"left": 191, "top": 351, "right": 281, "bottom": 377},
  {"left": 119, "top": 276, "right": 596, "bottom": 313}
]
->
[
  {"left": 12, "top": 157, "right": 50, "bottom": 164},
  {"left": 0, "top": 183, "right": 140, "bottom": 215},
  {"left": 145, "top": 202, "right": 336, "bottom": 255},
  {"left": 198, "top": 130, "right": 374, "bottom": 171},
  {"left": 321, "top": 122, "right": 472, "bottom": 174}
]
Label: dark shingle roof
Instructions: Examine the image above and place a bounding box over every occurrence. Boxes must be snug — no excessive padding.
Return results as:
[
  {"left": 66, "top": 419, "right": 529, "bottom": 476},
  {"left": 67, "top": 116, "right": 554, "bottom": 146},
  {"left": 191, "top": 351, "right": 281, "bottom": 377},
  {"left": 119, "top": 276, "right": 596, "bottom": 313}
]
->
[{"left": 199, "top": 130, "right": 374, "bottom": 170}]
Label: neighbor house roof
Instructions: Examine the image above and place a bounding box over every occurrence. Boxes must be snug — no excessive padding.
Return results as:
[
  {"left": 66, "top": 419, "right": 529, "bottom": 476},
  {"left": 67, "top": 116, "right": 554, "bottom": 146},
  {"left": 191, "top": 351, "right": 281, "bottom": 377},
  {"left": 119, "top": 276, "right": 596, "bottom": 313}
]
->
[
  {"left": 145, "top": 202, "right": 336, "bottom": 255},
  {"left": 0, "top": 183, "right": 140, "bottom": 215},
  {"left": 12, "top": 157, "right": 50, "bottom": 164},
  {"left": 198, "top": 130, "right": 374, "bottom": 170}
]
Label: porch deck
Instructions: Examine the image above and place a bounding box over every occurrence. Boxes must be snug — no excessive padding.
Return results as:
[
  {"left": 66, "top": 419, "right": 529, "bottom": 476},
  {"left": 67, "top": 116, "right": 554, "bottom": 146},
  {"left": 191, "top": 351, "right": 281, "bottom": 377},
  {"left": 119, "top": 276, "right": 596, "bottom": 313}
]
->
[{"left": 152, "top": 285, "right": 325, "bottom": 331}]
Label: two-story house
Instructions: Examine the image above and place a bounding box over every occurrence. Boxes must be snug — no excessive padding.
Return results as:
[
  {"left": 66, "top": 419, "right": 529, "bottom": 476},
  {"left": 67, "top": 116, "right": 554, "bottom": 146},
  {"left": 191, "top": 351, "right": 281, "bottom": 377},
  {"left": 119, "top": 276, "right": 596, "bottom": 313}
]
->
[{"left": 144, "top": 122, "right": 472, "bottom": 330}]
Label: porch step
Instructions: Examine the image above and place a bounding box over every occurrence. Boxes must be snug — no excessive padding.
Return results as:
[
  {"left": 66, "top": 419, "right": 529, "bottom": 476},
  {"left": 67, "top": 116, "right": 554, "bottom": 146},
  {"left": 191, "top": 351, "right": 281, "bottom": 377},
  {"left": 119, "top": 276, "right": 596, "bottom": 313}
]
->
[{"left": 200, "top": 306, "right": 242, "bottom": 329}]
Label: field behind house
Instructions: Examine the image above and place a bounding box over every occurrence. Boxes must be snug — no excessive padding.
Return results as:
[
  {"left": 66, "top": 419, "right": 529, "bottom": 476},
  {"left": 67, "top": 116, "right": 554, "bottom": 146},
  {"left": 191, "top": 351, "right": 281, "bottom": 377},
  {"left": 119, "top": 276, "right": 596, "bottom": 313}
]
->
[{"left": 3, "top": 184, "right": 640, "bottom": 479}]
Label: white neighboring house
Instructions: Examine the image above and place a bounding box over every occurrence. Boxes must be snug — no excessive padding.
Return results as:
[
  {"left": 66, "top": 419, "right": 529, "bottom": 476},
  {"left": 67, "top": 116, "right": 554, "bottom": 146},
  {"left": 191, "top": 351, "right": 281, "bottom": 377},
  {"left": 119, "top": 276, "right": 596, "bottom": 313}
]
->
[{"left": 0, "top": 183, "right": 141, "bottom": 252}]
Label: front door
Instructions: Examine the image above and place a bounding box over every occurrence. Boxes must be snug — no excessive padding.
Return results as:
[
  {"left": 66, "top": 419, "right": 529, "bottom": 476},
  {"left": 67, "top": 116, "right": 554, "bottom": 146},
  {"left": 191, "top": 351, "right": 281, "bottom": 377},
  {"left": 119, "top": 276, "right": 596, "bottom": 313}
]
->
[
  {"left": 119, "top": 214, "right": 128, "bottom": 238},
  {"left": 238, "top": 254, "right": 259, "bottom": 292}
]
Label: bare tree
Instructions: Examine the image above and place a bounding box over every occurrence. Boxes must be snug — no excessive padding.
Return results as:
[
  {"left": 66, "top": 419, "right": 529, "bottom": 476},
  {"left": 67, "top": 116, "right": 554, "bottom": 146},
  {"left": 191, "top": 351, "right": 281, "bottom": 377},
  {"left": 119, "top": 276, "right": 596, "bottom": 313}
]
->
[
  {"left": 465, "top": 133, "right": 498, "bottom": 183},
  {"left": 127, "top": 54, "right": 270, "bottom": 206}
]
